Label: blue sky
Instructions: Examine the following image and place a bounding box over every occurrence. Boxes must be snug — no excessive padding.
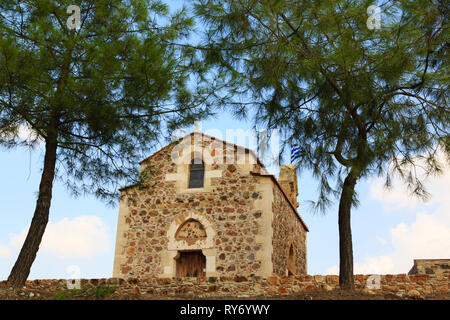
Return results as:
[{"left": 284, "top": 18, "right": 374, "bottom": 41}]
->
[{"left": 0, "top": 0, "right": 448, "bottom": 281}]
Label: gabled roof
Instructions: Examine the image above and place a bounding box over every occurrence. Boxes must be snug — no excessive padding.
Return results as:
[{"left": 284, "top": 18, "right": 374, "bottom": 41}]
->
[
  {"left": 138, "top": 130, "right": 265, "bottom": 167},
  {"left": 124, "top": 130, "right": 308, "bottom": 231}
]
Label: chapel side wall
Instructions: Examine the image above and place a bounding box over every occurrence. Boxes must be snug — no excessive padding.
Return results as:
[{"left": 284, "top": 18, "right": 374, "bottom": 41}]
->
[
  {"left": 114, "top": 138, "right": 270, "bottom": 278},
  {"left": 271, "top": 186, "right": 307, "bottom": 276}
]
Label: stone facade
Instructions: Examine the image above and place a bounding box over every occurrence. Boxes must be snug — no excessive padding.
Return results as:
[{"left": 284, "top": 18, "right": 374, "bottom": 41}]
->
[
  {"left": 272, "top": 185, "right": 307, "bottom": 276},
  {"left": 408, "top": 259, "right": 450, "bottom": 276},
  {"left": 113, "top": 131, "right": 308, "bottom": 279}
]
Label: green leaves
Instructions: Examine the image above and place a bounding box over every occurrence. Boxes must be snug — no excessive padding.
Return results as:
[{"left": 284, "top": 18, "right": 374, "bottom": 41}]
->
[
  {"left": 195, "top": 0, "right": 449, "bottom": 209},
  {"left": 0, "top": 0, "right": 213, "bottom": 202}
]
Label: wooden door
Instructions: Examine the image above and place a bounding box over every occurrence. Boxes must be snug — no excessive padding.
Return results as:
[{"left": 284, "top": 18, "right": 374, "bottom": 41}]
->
[{"left": 176, "top": 251, "right": 206, "bottom": 277}]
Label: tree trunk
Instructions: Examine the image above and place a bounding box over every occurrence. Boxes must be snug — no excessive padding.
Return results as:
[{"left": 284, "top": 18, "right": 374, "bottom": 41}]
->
[
  {"left": 7, "top": 130, "right": 58, "bottom": 287},
  {"left": 338, "top": 169, "right": 358, "bottom": 290}
]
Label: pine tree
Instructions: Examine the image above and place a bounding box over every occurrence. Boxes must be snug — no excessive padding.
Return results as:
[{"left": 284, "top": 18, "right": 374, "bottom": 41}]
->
[
  {"left": 0, "top": 0, "right": 212, "bottom": 286},
  {"left": 194, "top": 0, "right": 449, "bottom": 289}
]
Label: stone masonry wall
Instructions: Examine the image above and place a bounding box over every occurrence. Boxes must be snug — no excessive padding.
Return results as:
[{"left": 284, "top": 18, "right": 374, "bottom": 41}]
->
[
  {"left": 114, "top": 134, "right": 277, "bottom": 278},
  {"left": 272, "top": 186, "right": 307, "bottom": 276},
  {"left": 409, "top": 259, "right": 450, "bottom": 276},
  {"left": 1, "top": 274, "right": 448, "bottom": 299}
]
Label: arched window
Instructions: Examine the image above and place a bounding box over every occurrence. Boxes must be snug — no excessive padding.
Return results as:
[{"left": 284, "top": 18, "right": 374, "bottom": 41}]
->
[
  {"left": 287, "top": 244, "right": 296, "bottom": 275},
  {"left": 188, "top": 158, "right": 204, "bottom": 188}
]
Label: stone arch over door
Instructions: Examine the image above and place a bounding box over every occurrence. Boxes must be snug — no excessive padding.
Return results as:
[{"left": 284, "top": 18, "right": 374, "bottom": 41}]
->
[
  {"left": 176, "top": 219, "right": 207, "bottom": 241},
  {"left": 160, "top": 211, "right": 217, "bottom": 278}
]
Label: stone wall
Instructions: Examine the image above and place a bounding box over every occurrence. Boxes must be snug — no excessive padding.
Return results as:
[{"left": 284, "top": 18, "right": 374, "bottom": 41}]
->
[
  {"left": 272, "top": 186, "right": 307, "bottom": 276},
  {"left": 1, "top": 274, "right": 448, "bottom": 299},
  {"left": 409, "top": 259, "right": 450, "bottom": 276}
]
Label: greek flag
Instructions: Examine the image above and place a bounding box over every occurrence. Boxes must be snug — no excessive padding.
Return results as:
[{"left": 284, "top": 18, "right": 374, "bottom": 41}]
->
[{"left": 291, "top": 144, "right": 303, "bottom": 163}]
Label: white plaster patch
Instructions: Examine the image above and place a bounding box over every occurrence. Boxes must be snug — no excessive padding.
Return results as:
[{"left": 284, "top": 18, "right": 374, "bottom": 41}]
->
[
  {"left": 204, "top": 170, "right": 222, "bottom": 179},
  {"left": 165, "top": 173, "right": 182, "bottom": 181}
]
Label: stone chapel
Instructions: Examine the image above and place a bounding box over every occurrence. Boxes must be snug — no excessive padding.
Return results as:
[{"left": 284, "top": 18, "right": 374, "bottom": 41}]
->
[{"left": 113, "top": 130, "right": 309, "bottom": 279}]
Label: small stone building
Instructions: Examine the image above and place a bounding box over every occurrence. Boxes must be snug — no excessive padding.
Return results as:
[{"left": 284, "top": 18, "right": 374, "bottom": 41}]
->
[
  {"left": 408, "top": 259, "right": 450, "bottom": 276},
  {"left": 113, "top": 131, "right": 308, "bottom": 278}
]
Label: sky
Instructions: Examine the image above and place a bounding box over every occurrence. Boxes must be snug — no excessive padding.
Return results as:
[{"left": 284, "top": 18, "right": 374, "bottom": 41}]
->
[{"left": 0, "top": 1, "right": 449, "bottom": 281}]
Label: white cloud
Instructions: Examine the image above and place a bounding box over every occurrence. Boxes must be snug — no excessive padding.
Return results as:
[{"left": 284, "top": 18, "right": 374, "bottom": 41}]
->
[
  {"left": 17, "top": 125, "right": 40, "bottom": 142},
  {"left": 354, "top": 256, "right": 396, "bottom": 274},
  {"left": 369, "top": 177, "right": 422, "bottom": 210},
  {"left": 326, "top": 256, "right": 395, "bottom": 275},
  {"left": 369, "top": 151, "right": 450, "bottom": 211},
  {"left": 10, "top": 216, "right": 109, "bottom": 259},
  {"left": 0, "top": 124, "right": 43, "bottom": 145},
  {"left": 352, "top": 208, "right": 450, "bottom": 274},
  {"left": 389, "top": 208, "right": 450, "bottom": 263},
  {"left": 0, "top": 244, "right": 11, "bottom": 257},
  {"left": 375, "top": 236, "right": 387, "bottom": 246},
  {"left": 326, "top": 265, "right": 338, "bottom": 275},
  {"left": 327, "top": 151, "right": 450, "bottom": 275}
]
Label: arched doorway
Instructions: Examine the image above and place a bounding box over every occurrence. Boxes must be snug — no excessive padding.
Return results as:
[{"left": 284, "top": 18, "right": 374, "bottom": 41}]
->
[
  {"left": 162, "top": 211, "right": 217, "bottom": 278},
  {"left": 174, "top": 219, "right": 207, "bottom": 277}
]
